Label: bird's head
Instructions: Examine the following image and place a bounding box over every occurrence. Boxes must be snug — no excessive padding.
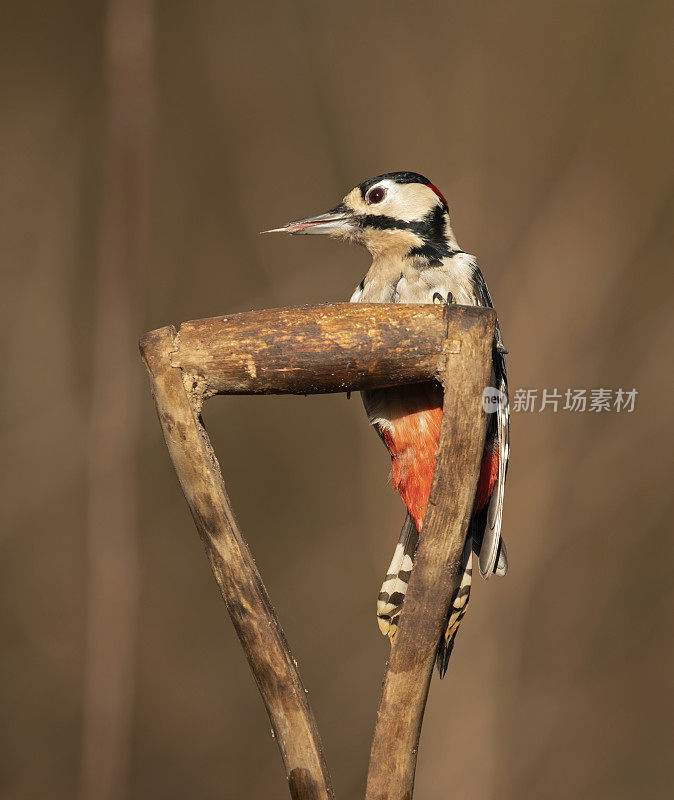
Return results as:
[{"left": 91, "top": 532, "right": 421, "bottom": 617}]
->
[{"left": 264, "top": 171, "right": 457, "bottom": 259}]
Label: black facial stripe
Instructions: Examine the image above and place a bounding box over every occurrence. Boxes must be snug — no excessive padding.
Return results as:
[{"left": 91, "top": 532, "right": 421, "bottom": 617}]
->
[
  {"left": 409, "top": 243, "right": 464, "bottom": 262},
  {"left": 356, "top": 204, "right": 457, "bottom": 264},
  {"left": 397, "top": 205, "right": 459, "bottom": 264},
  {"left": 359, "top": 205, "right": 445, "bottom": 236},
  {"left": 360, "top": 214, "right": 419, "bottom": 231}
]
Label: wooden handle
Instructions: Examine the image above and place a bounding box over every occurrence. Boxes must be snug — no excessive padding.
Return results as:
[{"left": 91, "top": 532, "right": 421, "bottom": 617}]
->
[
  {"left": 153, "top": 303, "right": 494, "bottom": 399},
  {"left": 140, "top": 326, "right": 334, "bottom": 800},
  {"left": 139, "top": 301, "right": 496, "bottom": 800},
  {"left": 365, "top": 307, "right": 495, "bottom": 800}
]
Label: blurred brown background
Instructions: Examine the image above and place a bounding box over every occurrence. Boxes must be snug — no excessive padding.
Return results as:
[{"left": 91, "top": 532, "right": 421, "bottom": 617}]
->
[{"left": 2, "top": 1, "right": 673, "bottom": 798}]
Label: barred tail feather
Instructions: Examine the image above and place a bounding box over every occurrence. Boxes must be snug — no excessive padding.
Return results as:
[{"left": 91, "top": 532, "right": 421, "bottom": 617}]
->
[
  {"left": 436, "top": 538, "right": 473, "bottom": 678},
  {"left": 377, "top": 513, "right": 419, "bottom": 637},
  {"left": 377, "top": 515, "right": 474, "bottom": 681}
]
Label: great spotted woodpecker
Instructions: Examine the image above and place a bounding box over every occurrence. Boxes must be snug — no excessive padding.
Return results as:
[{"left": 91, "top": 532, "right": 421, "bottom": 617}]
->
[{"left": 266, "top": 171, "right": 509, "bottom": 675}]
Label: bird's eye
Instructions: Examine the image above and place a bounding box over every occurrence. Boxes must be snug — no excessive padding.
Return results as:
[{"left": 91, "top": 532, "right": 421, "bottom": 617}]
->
[{"left": 367, "top": 186, "right": 386, "bottom": 204}]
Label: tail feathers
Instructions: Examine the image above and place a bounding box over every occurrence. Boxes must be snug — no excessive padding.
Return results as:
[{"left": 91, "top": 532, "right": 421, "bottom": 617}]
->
[
  {"left": 436, "top": 539, "right": 473, "bottom": 678},
  {"left": 494, "top": 538, "right": 508, "bottom": 577},
  {"left": 377, "top": 515, "right": 474, "bottom": 679},
  {"left": 471, "top": 505, "right": 508, "bottom": 578},
  {"left": 377, "top": 514, "right": 418, "bottom": 637}
]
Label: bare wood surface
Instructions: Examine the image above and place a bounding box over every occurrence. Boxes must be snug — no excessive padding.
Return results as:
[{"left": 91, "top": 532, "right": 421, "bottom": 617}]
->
[
  {"left": 171, "top": 303, "right": 475, "bottom": 400},
  {"left": 140, "top": 325, "right": 334, "bottom": 800},
  {"left": 139, "top": 303, "right": 495, "bottom": 800},
  {"left": 364, "top": 308, "right": 495, "bottom": 800}
]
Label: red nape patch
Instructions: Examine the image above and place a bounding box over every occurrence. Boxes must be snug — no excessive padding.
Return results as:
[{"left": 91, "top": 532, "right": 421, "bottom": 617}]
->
[
  {"left": 474, "top": 443, "right": 499, "bottom": 512},
  {"left": 424, "top": 182, "right": 449, "bottom": 209}
]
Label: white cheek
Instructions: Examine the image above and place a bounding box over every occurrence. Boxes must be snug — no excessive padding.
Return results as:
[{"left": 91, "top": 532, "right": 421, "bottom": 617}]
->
[{"left": 393, "top": 185, "right": 437, "bottom": 220}]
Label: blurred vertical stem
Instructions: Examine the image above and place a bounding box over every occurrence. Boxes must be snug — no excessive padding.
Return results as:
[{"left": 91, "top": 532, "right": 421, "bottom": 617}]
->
[{"left": 80, "top": 2, "right": 154, "bottom": 799}]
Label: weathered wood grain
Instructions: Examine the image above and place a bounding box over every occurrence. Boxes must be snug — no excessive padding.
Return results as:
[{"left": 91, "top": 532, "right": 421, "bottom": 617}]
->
[
  {"left": 170, "top": 303, "right": 484, "bottom": 400},
  {"left": 139, "top": 326, "right": 334, "bottom": 800},
  {"left": 139, "top": 303, "right": 496, "bottom": 800},
  {"left": 364, "top": 307, "right": 495, "bottom": 800}
]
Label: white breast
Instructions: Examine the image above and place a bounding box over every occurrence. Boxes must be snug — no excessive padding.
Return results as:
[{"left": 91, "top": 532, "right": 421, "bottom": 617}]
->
[{"left": 350, "top": 253, "right": 488, "bottom": 308}]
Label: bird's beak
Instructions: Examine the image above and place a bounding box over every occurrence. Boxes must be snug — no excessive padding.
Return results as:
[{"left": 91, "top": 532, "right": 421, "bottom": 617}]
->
[{"left": 262, "top": 204, "right": 354, "bottom": 236}]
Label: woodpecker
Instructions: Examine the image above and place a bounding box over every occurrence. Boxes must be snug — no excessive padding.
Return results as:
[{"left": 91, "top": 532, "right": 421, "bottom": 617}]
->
[{"left": 266, "top": 171, "right": 509, "bottom": 675}]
